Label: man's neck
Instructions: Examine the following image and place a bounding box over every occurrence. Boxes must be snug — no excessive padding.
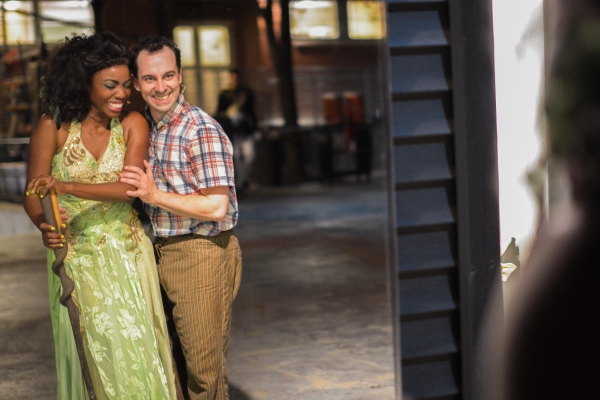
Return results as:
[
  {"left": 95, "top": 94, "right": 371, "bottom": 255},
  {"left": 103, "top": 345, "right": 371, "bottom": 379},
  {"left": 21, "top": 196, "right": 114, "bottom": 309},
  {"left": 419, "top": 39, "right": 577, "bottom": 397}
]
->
[{"left": 150, "top": 109, "right": 168, "bottom": 124}]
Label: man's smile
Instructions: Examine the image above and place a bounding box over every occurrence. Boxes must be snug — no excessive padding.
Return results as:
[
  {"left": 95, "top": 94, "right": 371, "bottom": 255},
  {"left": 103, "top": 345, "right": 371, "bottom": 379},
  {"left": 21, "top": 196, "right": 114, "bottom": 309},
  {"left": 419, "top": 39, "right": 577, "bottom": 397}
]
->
[{"left": 154, "top": 93, "right": 170, "bottom": 102}]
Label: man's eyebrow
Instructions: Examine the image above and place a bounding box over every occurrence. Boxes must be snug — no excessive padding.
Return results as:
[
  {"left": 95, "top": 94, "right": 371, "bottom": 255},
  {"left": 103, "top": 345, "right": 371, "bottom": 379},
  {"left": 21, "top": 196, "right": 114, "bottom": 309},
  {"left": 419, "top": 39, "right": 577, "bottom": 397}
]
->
[{"left": 141, "top": 71, "right": 176, "bottom": 79}]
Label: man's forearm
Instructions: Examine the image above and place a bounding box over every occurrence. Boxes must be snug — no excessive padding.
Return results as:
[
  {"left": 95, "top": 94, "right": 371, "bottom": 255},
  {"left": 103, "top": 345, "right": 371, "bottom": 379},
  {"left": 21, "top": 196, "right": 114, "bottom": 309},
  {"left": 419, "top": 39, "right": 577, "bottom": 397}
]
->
[{"left": 148, "top": 189, "right": 229, "bottom": 221}]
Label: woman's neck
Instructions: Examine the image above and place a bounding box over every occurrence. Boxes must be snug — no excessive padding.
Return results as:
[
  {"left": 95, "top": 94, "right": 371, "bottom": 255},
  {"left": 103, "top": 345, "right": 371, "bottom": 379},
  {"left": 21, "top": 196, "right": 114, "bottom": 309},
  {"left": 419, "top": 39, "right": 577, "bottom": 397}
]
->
[{"left": 82, "top": 110, "right": 112, "bottom": 132}]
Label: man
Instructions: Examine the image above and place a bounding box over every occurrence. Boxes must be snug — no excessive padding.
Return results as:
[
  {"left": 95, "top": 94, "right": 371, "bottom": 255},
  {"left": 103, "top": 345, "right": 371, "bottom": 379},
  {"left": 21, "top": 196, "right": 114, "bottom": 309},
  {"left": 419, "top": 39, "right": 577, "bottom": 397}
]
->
[
  {"left": 215, "top": 69, "right": 257, "bottom": 190},
  {"left": 120, "top": 35, "right": 242, "bottom": 400},
  {"left": 215, "top": 68, "right": 257, "bottom": 139}
]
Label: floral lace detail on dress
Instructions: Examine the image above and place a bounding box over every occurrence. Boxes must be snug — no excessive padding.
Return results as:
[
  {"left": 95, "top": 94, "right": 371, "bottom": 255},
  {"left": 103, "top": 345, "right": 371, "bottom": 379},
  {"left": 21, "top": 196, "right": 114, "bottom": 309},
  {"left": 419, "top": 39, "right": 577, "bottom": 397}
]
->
[{"left": 49, "top": 119, "right": 175, "bottom": 400}]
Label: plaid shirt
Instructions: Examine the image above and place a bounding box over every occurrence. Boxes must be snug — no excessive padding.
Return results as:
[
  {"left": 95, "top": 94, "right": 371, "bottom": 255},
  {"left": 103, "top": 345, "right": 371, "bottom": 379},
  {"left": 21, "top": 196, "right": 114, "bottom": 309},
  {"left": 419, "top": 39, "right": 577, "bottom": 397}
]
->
[{"left": 143, "top": 94, "right": 238, "bottom": 237}]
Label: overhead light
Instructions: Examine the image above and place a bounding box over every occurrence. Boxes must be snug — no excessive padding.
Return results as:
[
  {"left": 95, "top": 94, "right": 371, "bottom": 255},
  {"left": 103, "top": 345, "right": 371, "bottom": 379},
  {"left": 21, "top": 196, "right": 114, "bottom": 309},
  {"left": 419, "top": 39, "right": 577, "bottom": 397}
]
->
[
  {"left": 292, "top": 1, "right": 332, "bottom": 9},
  {"left": 308, "top": 26, "right": 333, "bottom": 38},
  {"left": 3, "top": 1, "right": 22, "bottom": 11}
]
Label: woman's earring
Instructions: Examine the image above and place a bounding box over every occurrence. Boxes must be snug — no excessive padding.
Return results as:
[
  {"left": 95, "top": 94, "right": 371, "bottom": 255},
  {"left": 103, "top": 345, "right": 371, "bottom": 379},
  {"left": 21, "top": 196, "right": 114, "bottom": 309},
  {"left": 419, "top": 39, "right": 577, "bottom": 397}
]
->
[
  {"left": 127, "top": 101, "right": 131, "bottom": 104},
  {"left": 180, "top": 84, "right": 186, "bottom": 94}
]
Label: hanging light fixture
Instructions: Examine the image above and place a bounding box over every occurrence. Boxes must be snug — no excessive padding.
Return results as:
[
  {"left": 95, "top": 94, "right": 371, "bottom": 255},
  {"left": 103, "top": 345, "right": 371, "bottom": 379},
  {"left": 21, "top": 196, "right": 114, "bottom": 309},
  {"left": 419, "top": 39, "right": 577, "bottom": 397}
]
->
[{"left": 3, "top": 1, "right": 22, "bottom": 11}]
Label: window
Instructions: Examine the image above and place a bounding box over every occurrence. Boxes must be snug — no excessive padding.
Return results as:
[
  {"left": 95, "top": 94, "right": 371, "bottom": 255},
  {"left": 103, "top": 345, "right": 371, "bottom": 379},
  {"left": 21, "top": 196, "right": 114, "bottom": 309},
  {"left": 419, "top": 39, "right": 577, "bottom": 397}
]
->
[
  {"left": 289, "top": 1, "right": 339, "bottom": 40},
  {"left": 173, "top": 24, "right": 232, "bottom": 114},
  {"left": 39, "top": 1, "right": 94, "bottom": 43},
  {"left": 198, "top": 26, "right": 230, "bottom": 67},
  {"left": 289, "top": 0, "right": 383, "bottom": 42},
  {"left": 0, "top": 1, "right": 93, "bottom": 45},
  {"left": 1, "top": 1, "right": 35, "bottom": 44},
  {"left": 347, "top": 1, "right": 383, "bottom": 40}
]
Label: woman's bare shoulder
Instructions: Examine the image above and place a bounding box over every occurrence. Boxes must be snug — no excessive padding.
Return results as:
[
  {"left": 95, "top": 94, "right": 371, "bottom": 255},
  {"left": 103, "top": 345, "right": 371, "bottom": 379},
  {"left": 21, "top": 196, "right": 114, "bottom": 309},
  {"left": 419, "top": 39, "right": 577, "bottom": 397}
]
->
[{"left": 120, "top": 111, "right": 148, "bottom": 129}]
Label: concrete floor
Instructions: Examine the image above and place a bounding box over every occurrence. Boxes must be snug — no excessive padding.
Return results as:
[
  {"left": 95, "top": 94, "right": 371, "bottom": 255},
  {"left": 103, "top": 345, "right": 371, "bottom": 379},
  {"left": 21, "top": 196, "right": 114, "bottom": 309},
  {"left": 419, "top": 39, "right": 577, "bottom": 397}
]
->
[{"left": 0, "top": 179, "right": 396, "bottom": 400}]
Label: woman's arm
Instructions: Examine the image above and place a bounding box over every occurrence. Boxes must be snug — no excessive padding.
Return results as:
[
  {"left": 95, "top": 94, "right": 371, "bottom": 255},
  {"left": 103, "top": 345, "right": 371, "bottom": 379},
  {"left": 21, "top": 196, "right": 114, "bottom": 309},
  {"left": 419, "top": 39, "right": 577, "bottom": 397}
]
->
[
  {"left": 27, "top": 112, "right": 150, "bottom": 203},
  {"left": 23, "top": 115, "right": 66, "bottom": 248}
]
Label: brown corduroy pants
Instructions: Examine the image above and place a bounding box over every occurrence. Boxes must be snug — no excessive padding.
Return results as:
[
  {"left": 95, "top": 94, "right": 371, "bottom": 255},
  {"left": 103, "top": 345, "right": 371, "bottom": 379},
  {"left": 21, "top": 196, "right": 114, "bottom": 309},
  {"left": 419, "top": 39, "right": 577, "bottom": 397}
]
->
[{"left": 155, "top": 231, "right": 242, "bottom": 400}]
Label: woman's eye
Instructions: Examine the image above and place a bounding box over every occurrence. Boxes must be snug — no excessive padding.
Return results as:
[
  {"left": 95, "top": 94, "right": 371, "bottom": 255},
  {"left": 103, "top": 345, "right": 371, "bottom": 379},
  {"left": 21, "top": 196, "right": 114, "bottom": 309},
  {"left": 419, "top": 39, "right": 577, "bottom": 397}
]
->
[
  {"left": 124, "top": 82, "right": 131, "bottom": 89},
  {"left": 104, "top": 84, "right": 116, "bottom": 89}
]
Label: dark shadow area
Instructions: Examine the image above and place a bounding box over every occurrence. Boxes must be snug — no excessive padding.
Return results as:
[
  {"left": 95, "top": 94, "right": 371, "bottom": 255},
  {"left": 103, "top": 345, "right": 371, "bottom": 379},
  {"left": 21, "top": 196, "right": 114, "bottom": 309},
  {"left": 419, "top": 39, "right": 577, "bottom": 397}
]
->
[{"left": 229, "top": 384, "right": 254, "bottom": 400}]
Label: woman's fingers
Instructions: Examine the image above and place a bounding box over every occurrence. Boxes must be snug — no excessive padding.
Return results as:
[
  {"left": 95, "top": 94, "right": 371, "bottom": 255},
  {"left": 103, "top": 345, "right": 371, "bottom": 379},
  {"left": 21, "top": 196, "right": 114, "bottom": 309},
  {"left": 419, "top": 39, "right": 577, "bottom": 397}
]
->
[
  {"left": 39, "top": 222, "right": 57, "bottom": 232},
  {"left": 26, "top": 175, "right": 59, "bottom": 197},
  {"left": 38, "top": 178, "right": 57, "bottom": 197},
  {"left": 42, "top": 231, "right": 66, "bottom": 249},
  {"left": 26, "top": 176, "right": 48, "bottom": 196}
]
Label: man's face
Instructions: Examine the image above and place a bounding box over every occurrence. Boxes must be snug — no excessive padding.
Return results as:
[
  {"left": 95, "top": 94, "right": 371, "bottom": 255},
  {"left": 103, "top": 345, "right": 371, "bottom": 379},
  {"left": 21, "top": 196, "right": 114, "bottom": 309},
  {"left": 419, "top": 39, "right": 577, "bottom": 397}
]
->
[{"left": 133, "top": 46, "right": 182, "bottom": 122}]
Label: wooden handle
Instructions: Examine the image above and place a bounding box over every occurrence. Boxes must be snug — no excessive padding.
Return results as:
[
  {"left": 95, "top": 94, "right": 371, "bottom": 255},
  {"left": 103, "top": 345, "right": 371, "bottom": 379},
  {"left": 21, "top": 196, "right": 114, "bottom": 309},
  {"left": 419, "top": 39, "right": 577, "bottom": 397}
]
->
[{"left": 39, "top": 187, "right": 63, "bottom": 234}]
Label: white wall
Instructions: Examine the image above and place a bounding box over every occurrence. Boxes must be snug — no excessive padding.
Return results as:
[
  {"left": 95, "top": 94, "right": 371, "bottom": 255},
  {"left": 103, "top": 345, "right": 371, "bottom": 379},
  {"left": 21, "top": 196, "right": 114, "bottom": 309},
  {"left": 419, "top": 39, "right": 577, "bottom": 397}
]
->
[{"left": 492, "top": 0, "right": 545, "bottom": 261}]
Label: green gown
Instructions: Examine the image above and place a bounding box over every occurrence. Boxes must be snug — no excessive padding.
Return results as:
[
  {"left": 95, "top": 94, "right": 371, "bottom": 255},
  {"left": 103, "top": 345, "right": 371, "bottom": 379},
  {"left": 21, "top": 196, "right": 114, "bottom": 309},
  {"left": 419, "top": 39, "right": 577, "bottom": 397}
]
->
[{"left": 47, "top": 119, "right": 176, "bottom": 399}]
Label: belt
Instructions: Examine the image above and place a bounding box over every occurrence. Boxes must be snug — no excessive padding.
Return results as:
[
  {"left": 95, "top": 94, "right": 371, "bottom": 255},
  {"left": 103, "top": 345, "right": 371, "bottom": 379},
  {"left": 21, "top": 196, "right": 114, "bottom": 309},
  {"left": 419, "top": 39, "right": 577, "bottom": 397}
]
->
[{"left": 154, "top": 230, "right": 232, "bottom": 246}]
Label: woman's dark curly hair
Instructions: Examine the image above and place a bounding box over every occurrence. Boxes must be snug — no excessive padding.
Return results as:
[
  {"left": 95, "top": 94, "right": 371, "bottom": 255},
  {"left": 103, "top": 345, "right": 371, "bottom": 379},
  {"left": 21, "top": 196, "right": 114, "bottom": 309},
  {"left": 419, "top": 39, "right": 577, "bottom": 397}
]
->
[{"left": 40, "top": 32, "right": 129, "bottom": 123}]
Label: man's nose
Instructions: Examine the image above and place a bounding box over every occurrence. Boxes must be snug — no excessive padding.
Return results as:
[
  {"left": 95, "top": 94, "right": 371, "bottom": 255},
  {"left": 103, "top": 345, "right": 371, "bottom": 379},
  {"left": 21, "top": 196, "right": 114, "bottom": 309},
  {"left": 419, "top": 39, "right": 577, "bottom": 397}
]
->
[{"left": 155, "top": 79, "right": 167, "bottom": 93}]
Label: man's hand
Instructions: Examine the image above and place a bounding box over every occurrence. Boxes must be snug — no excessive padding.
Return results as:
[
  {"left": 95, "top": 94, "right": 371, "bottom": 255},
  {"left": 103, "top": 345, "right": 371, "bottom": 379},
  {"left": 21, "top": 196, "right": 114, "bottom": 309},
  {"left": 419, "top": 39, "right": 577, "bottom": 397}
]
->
[{"left": 120, "top": 160, "right": 158, "bottom": 204}]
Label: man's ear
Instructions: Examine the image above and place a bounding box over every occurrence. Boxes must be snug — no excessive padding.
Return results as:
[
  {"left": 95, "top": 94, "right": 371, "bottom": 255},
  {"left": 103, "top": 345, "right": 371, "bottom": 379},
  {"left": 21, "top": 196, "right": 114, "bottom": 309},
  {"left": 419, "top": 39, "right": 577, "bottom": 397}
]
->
[
  {"left": 132, "top": 74, "right": 141, "bottom": 91},
  {"left": 178, "top": 69, "right": 183, "bottom": 84}
]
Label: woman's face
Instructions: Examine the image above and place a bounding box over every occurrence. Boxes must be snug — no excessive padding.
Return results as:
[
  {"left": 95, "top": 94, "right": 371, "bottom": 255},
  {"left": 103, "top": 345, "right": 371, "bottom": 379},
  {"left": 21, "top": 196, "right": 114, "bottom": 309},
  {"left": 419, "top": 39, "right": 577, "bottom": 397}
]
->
[{"left": 89, "top": 65, "right": 132, "bottom": 119}]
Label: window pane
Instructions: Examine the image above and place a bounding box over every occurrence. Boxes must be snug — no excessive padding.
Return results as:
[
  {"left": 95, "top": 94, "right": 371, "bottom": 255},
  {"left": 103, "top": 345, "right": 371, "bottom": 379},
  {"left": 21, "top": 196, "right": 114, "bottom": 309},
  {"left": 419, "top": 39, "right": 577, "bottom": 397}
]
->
[
  {"left": 174, "top": 26, "right": 197, "bottom": 67},
  {"left": 201, "top": 70, "right": 220, "bottom": 114},
  {"left": 347, "top": 1, "right": 383, "bottom": 40},
  {"left": 198, "top": 26, "right": 230, "bottom": 67},
  {"left": 3, "top": 1, "right": 35, "bottom": 44},
  {"left": 290, "top": 0, "right": 339, "bottom": 40},
  {"left": 39, "top": 1, "right": 94, "bottom": 43},
  {"left": 182, "top": 69, "right": 199, "bottom": 107}
]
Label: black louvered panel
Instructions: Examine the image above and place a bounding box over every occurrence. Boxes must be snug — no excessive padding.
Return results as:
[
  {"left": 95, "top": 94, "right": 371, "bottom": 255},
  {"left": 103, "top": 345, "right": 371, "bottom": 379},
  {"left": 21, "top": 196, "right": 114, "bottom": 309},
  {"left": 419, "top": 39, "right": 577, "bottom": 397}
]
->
[
  {"left": 392, "top": 97, "right": 452, "bottom": 139},
  {"left": 390, "top": 54, "right": 450, "bottom": 93},
  {"left": 386, "top": 0, "right": 462, "bottom": 399},
  {"left": 394, "top": 141, "right": 454, "bottom": 184},
  {"left": 397, "top": 229, "right": 457, "bottom": 275},
  {"left": 395, "top": 187, "right": 455, "bottom": 229},
  {"left": 389, "top": 0, "right": 447, "bottom": 3},
  {"left": 402, "top": 358, "right": 460, "bottom": 399},
  {"left": 388, "top": 10, "right": 448, "bottom": 47},
  {"left": 399, "top": 271, "right": 458, "bottom": 316},
  {"left": 401, "top": 314, "right": 459, "bottom": 360}
]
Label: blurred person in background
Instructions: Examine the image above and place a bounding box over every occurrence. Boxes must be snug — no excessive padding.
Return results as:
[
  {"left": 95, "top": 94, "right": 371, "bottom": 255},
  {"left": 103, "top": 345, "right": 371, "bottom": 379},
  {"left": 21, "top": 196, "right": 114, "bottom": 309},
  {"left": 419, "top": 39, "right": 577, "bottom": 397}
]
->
[{"left": 215, "top": 69, "right": 257, "bottom": 191}]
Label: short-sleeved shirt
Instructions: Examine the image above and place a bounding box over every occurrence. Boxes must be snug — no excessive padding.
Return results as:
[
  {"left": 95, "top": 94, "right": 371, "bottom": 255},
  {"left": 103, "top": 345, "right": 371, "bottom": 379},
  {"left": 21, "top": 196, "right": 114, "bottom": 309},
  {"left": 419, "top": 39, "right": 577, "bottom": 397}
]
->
[{"left": 143, "top": 94, "right": 238, "bottom": 237}]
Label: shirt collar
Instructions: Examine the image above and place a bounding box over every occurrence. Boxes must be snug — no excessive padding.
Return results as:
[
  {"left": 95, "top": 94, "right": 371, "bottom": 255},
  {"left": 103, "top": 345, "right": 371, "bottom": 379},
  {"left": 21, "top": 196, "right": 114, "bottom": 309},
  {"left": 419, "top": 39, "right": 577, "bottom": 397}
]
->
[{"left": 144, "top": 94, "right": 187, "bottom": 130}]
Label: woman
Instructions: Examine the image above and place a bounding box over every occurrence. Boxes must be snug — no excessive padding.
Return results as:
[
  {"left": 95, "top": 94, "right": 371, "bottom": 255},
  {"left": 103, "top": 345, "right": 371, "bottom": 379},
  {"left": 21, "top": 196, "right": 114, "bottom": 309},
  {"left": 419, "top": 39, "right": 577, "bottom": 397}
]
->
[{"left": 23, "top": 32, "right": 176, "bottom": 399}]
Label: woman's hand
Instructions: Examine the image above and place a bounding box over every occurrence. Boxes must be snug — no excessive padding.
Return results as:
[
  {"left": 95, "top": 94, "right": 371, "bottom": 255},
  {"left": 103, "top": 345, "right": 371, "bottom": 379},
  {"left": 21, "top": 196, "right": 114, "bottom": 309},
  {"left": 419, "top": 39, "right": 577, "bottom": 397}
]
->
[
  {"left": 39, "top": 207, "right": 69, "bottom": 250},
  {"left": 26, "top": 175, "right": 67, "bottom": 198}
]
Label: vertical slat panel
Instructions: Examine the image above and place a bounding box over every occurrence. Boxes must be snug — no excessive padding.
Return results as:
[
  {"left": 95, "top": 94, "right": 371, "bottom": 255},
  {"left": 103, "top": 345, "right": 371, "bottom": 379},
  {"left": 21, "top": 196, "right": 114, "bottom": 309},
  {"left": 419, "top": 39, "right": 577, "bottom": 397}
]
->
[
  {"left": 384, "top": 0, "right": 501, "bottom": 398},
  {"left": 386, "top": 1, "right": 461, "bottom": 398}
]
